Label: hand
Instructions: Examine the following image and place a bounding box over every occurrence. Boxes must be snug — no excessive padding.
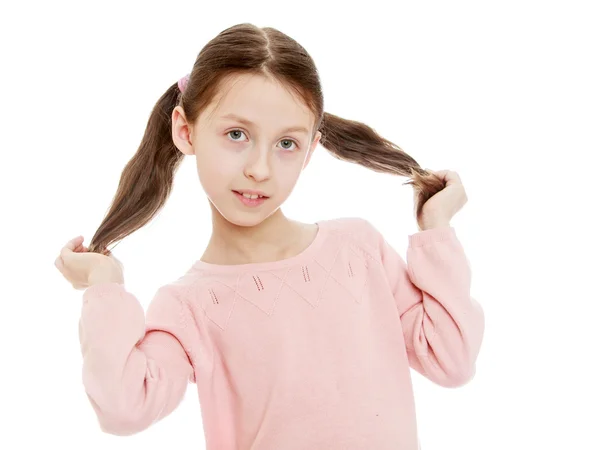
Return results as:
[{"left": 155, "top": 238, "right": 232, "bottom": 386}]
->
[
  {"left": 54, "top": 236, "right": 124, "bottom": 290},
  {"left": 415, "top": 169, "right": 468, "bottom": 231}
]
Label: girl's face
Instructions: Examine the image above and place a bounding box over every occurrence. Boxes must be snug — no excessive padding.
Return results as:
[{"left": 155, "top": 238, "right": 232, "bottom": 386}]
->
[{"left": 173, "top": 73, "right": 321, "bottom": 227}]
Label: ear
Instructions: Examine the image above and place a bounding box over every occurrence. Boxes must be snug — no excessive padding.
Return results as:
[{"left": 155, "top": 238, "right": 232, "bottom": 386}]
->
[
  {"left": 172, "top": 106, "right": 194, "bottom": 156},
  {"left": 303, "top": 130, "right": 321, "bottom": 169}
]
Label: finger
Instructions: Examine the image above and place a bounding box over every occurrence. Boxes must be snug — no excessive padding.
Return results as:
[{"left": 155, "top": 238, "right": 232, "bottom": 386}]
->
[
  {"left": 61, "top": 236, "right": 84, "bottom": 257},
  {"left": 428, "top": 170, "right": 449, "bottom": 185},
  {"left": 435, "top": 170, "right": 460, "bottom": 184},
  {"left": 55, "top": 256, "right": 69, "bottom": 276},
  {"left": 65, "top": 236, "right": 84, "bottom": 250},
  {"left": 75, "top": 241, "right": 90, "bottom": 252},
  {"left": 446, "top": 171, "right": 462, "bottom": 185}
]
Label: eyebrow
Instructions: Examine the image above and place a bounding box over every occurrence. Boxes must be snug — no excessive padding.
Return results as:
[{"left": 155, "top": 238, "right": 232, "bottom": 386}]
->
[{"left": 219, "top": 113, "right": 309, "bottom": 134}]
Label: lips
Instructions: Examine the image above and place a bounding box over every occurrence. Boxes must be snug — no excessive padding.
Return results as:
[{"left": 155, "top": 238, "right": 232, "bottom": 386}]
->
[
  {"left": 233, "top": 190, "right": 269, "bottom": 199},
  {"left": 233, "top": 190, "right": 268, "bottom": 207}
]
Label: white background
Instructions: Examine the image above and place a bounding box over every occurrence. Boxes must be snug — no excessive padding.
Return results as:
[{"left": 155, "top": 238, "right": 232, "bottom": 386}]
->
[{"left": 1, "top": 0, "right": 599, "bottom": 448}]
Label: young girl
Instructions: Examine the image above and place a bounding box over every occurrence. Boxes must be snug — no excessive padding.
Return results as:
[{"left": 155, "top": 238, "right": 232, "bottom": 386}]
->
[{"left": 55, "top": 23, "right": 484, "bottom": 449}]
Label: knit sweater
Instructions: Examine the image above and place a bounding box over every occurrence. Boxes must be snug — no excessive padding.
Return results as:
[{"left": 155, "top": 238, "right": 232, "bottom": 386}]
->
[{"left": 78, "top": 217, "right": 485, "bottom": 449}]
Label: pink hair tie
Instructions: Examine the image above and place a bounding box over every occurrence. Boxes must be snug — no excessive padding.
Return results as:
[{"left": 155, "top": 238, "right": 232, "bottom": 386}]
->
[{"left": 178, "top": 73, "right": 190, "bottom": 93}]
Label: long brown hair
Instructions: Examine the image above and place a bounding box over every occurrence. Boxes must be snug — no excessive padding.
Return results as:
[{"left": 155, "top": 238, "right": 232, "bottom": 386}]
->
[{"left": 87, "top": 23, "right": 445, "bottom": 255}]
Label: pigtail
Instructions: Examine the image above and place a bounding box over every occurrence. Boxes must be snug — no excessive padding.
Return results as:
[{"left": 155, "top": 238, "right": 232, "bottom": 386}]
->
[
  {"left": 87, "top": 83, "right": 185, "bottom": 255},
  {"left": 319, "top": 111, "right": 446, "bottom": 221}
]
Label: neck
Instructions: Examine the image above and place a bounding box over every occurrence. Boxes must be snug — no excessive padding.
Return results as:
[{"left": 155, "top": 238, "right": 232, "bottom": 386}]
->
[{"left": 202, "top": 203, "right": 306, "bottom": 265}]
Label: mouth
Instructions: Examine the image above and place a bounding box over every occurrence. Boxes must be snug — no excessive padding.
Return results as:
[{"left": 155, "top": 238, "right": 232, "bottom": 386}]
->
[
  {"left": 232, "top": 190, "right": 269, "bottom": 207},
  {"left": 232, "top": 190, "right": 269, "bottom": 200}
]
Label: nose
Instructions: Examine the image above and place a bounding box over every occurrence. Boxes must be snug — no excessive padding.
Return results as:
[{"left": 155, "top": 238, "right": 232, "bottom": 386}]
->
[{"left": 243, "top": 144, "right": 271, "bottom": 182}]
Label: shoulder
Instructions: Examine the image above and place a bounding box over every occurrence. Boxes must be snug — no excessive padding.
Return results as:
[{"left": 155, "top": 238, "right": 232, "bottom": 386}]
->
[
  {"left": 320, "top": 216, "right": 384, "bottom": 259},
  {"left": 321, "top": 216, "right": 382, "bottom": 240},
  {"left": 147, "top": 274, "right": 218, "bottom": 328},
  {"left": 150, "top": 272, "right": 209, "bottom": 308},
  {"left": 146, "top": 278, "right": 193, "bottom": 311}
]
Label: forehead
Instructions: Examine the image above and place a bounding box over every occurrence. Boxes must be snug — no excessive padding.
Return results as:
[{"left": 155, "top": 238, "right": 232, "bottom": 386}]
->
[{"left": 207, "top": 73, "right": 313, "bottom": 127}]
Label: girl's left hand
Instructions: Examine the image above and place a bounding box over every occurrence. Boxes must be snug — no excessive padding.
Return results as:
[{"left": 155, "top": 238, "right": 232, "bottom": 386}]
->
[{"left": 415, "top": 169, "right": 468, "bottom": 230}]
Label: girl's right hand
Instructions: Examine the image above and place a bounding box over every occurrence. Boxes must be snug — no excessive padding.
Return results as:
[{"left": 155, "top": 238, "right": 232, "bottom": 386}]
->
[{"left": 54, "top": 236, "right": 124, "bottom": 290}]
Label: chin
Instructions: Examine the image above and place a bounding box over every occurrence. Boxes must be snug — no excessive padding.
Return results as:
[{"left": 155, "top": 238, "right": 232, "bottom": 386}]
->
[
  {"left": 224, "top": 214, "right": 266, "bottom": 227},
  {"left": 209, "top": 196, "right": 281, "bottom": 228}
]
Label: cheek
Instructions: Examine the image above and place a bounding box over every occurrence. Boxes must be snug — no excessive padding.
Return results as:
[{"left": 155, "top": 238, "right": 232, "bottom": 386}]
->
[
  {"left": 270, "top": 155, "right": 305, "bottom": 192},
  {"left": 195, "top": 150, "right": 239, "bottom": 196},
  {"left": 276, "top": 152, "right": 305, "bottom": 176},
  {"left": 196, "top": 147, "right": 238, "bottom": 176}
]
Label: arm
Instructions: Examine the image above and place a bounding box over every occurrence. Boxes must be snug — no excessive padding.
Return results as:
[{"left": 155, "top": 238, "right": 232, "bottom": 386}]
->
[
  {"left": 78, "top": 281, "right": 196, "bottom": 435},
  {"left": 375, "top": 223, "right": 485, "bottom": 387}
]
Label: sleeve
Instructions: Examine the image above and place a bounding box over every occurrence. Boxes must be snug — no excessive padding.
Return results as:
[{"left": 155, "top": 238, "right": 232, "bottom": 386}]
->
[
  {"left": 371, "top": 221, "right": 485, "bottom": 388},
  {"left": 78, "top": 281, "right": 197, "bottom": 435}
]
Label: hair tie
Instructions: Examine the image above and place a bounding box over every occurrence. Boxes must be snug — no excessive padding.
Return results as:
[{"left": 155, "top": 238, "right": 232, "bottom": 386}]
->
[{"left": 178, "top": 73, "right": 190, "bottom": 93}]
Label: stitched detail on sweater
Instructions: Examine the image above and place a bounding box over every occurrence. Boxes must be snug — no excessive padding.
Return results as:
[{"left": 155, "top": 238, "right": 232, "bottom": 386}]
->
[
  {"left": 302, "top": 265, "right": 311, "bottom": 282},
  {"left": 188, "top": 235, "right": 371, "bottom": 328},
  {"left": 252, "top": 275, "right": 265, "bottom": 291}
]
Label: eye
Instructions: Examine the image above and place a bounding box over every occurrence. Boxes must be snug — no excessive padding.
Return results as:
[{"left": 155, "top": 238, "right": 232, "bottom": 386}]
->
[
  {"left": 226, "top": 129, "right": 299, "bottom": 151},
  {"left": 227, "top": 129, "right": 246, "bottom": 142},
  {"left": 278, "top": 139, "right": 298, "bottom": 151}
]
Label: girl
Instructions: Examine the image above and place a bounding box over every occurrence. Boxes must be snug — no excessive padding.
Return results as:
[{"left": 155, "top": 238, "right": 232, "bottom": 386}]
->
[{"left": 55, "top": 23, "right": 484, "bottom": 450}]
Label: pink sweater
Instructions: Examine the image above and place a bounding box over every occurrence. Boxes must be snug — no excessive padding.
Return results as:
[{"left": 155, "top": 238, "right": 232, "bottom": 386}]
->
[{"left": 79, "top": 217, "right": 484, "bottom": 449}]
